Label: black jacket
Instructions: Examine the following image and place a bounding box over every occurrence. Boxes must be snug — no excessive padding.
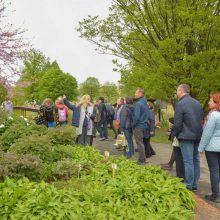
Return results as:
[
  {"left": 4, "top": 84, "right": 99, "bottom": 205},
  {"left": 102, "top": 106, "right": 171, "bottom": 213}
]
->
[
  {"left": 173, "top": 95, "right": 204, "bottom": 141},
  {"left": 98, "top": 102, "right": 107, "bottom": 123}
]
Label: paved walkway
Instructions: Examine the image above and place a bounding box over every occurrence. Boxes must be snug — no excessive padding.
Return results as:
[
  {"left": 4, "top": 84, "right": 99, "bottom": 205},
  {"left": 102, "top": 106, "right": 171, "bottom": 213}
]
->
[{"left": 93, "top": 137, "right": 220, "bottom": 220}]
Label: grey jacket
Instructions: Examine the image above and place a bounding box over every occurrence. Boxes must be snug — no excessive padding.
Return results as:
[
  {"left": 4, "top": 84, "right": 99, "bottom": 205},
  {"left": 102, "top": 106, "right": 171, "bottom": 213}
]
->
[{"left": 173, "top": 95, "right": 204, "bottom": 141}]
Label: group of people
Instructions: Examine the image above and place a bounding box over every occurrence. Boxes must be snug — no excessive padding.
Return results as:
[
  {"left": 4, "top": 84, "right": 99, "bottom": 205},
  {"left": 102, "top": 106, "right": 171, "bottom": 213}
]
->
[
  {"left": 3, "top": 83, "right": 220, "bottom": 204},
  {"left": 164, "top": 84, "right": 220, "bottom": 203}
]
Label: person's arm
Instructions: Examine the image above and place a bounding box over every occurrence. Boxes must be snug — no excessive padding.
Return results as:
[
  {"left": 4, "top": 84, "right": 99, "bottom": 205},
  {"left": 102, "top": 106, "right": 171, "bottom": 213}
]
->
[
  {"left": 173, "top": 103, "right": 183, "bottom": 138},
  {"left": 133, "top": 103, "right": 141, "bottom": 127},
  {"left": 198, "top": 113, "right": 217, "bottom": 152},
  {"left": 63, "top": 98, "right": 75, "bottom": 111}
]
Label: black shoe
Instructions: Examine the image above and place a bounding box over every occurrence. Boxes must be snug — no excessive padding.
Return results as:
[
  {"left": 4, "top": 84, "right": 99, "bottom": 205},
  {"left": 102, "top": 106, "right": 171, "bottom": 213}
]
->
[
  {"left": 137, "top": 161, "right": 147, "bottom": 166},
  {"left": 192, "top": 187, "right": 198, "bottom": 192},
  {"left": 205, "top": 195, "right": 220, "bottom": 203}
]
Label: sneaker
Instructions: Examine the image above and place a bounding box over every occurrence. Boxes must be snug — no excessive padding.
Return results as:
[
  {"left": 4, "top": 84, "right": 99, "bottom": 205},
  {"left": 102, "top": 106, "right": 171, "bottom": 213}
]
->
[
  {"left": 105, "top": 138, "right": 109, "bottom": 141},
  {"left": 205, "top": 195, "right": 220, "bottom": 203},
  {"left": 192, "top": 187, "right": 198, "bottom": 192},
  {"left": 99, "top": 138, "right": 105, "bottom": 141},
  {"left": 187, "top": 187, "right": 198, "bottom": 192},
  {"left": 160, "top": 163, "right": 173, "bottom": 170}
]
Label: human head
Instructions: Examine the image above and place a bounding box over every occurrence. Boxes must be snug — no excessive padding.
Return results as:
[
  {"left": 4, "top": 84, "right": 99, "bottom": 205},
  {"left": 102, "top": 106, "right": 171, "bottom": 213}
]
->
[
  {"left": 148, "top": 101, "right": 154, "bottom": 110},
  {"left": 80, "top": 95, "right": 91, "bottom": 106},
  {"left": 117, "top": 98, "right": 124, "bottom": 106},
  {"left": 135, "top": 88, "right": 145, "bottom": 99},
  {"left": 177, "top": 84, "right": 190, "bottom": 99},
  {"left": 6, "top": 97, "right": 10, "bottom": 101},
  {"left": 124, "top": 97, "right": 133, "bottom": 105},
  {"left": 43, "top": 98, "right": 54, "bottom": 107},
  {"left": 209, "top": 93, "right": 220, "bottom": 111},
  {"left": 55, "top": 97, "right": 64, "bottom": 105},
  {"left": 98, "top": 97, "right": 105, "bottom": 104}
]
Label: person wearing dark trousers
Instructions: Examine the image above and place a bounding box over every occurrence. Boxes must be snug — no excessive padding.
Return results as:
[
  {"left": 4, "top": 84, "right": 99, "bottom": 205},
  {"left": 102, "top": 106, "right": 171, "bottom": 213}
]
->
[
  {"left": 199, "top": 93, "right": 220, "bottom": 203},
  {"left": 133, "top": 88, "right": 149, "bottom": 165},
  {"left": 163, "top": 118, "right": 185, "bottom": 179},
  {"left": 119, "top": 97, "right": 134, "bottom": 158},
  {"left": 97, "top": 97, "right": 108, "bottom": 141},
  {"left": 173, "top": 84, "right": 203, "bottom": 191},
  {"left": 173, "top": 147, "right": 185, "bottom": 179},
  {"left": 105, "top": 102, "right": 117, "bottom": 139},
  {"left": 143, "top": 101, "right": 156, "bottom": 158}
]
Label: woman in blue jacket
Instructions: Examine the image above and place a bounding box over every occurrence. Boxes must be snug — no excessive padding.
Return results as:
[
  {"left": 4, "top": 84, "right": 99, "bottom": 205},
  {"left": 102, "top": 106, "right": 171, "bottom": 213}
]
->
[
  {"left": 63, "top": 95, "right": 96, "bottom": 146},
  {"left": 199, "top": 93, "right": 220, "bottom": 203}
]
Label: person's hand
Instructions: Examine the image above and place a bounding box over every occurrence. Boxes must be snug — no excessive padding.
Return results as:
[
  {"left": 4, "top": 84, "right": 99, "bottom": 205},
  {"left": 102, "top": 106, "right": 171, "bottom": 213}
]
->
[
  {"left": 199, "top": 151, "right": 204, "bottom": 156},
  {"left": 150, "top": 131, "right": 155, "bottom": 137}
]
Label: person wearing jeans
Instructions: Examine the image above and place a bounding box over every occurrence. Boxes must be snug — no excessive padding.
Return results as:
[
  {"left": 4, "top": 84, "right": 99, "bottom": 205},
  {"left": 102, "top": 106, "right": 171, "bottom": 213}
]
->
[
  {"left": 173, "top": 84, "right": 203, "bottom": 191},
  {"left": 199, "top": 93, "right": 220, "bottom": 203},
  {"left": 119, "top": 97, "right": 134, "bottom": 158},
  {"left": 132, "top": 89, "right": 149, "bottom": 165},
  {"left": 180, "top": 140, "right": 200, "bottom": 187}
]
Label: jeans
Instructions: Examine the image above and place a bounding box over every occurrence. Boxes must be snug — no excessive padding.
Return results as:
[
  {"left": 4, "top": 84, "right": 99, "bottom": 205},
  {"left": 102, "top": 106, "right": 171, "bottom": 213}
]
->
[
  {"left": 173, "top": 147, "right": 185, "bottom": 179},
  {"left": 180, "top": 140, "right": 200, "bottom": 189},
  {"left": 48, "top": 121, "right": 56, "bottom": 128},
  {"left": 205, "top": 151, "right": 220, "bottom": 198},
  {"left": 97, "top": 121, "right": 108, "bottom": 139},
  {"left": 133, "top": 127, "right": 146, "bottom": 163},
  {"left": 124, "top": 129, "right": 134, "bottom": 158}
]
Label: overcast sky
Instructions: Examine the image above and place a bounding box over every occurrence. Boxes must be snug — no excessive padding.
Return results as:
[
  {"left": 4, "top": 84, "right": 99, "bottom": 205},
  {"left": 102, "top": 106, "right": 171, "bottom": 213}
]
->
[{"left": 9, "top": 0, "right": 120, "bottom": 84}]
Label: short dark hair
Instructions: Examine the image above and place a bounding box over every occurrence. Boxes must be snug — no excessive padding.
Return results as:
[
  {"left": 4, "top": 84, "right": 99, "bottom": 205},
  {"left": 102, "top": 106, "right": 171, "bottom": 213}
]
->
[
  {"left": 136, "top": 88, "right": 145, "bottom": 95},
  {"left": 99, "top": 97, "right": 105, "bottom": 103},
  {"left": 179, "top": 84, "right": 190, "bottom": 94},
  {"left": 125, "top": 97, "right": 133, "bottom": 105}
]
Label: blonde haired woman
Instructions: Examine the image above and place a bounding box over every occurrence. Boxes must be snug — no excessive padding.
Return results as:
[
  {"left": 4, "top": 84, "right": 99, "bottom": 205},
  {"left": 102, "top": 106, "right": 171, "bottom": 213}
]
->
[{"left": 63, "top": 95, "right": 96, "bottom": 146}]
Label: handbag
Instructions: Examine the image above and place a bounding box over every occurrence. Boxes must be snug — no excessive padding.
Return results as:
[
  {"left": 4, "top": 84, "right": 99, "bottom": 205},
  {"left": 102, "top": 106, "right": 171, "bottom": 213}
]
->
[
  {"left": 114, "top": 133, "right": 128, "bottom": 150},
  {"left": 113, "top": 120, "right": 120, "bottom": 130},
  {"left": 172, "top": 137, "right": 180, "bottom": 147}
]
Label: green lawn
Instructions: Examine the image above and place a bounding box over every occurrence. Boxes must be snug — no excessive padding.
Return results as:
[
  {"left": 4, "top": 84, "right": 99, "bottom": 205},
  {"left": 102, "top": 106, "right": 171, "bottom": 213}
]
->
[{"left": 152, "top": 127, "right": 171, "bottom": 144}]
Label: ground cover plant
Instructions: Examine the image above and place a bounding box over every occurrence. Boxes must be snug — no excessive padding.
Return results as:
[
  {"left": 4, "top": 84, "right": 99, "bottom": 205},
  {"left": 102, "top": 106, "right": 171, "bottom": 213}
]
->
[{"left": 0, "top": 115, "right": 196, "bottom": 219}]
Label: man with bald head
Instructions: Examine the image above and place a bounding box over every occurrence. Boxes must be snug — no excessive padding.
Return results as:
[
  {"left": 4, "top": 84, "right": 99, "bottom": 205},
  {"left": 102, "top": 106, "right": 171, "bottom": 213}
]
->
[{"left": 173, "top": 84, "right": 203, "bottom": 191}]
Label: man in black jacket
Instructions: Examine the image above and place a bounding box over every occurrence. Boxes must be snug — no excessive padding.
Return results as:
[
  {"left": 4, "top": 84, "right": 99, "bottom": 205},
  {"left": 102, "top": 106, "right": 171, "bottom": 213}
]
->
[
  {"left": 97, "top": 97, "right": 108, "bottom": 141},
  {"left": 173, "top": 84, "right": 204, "bottom": 191}
]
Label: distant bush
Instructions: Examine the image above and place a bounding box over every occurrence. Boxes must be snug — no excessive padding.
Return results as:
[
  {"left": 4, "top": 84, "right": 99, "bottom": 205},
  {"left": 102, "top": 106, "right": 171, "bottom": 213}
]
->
[{"left": 0, "top": 153, "right": 43, "bottom": 181}]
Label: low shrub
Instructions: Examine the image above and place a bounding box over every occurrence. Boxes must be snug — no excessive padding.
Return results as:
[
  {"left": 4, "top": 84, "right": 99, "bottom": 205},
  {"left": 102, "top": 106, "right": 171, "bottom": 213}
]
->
[
  {"left": 0, "top": 153, "right": 43, "bottom": 181},
  {"left": 0, "top": 124, "right": 30, "bottom": 151},
  {"left": 46, "top": 126, "right": 76, "bottom": 145},
  {"left": 9, "top": 135, "right": 55, "bottom": 163},
  {"left": 50, "top": 159, "right": 90, "bottom": 181}
]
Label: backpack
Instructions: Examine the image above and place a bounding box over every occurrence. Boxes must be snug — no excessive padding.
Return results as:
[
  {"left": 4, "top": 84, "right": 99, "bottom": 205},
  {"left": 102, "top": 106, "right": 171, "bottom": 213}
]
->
[
  {"left": 105, "top": 103, "right": 115, "bottom": 119},
  {"left": 58, "top": 108, "right": 67, "bottom": 122}
]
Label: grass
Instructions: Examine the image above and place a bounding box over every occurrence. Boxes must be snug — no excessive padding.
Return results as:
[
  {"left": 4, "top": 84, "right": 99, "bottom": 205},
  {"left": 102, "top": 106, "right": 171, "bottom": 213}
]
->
[{"left": 152, "top": 127, "right": 171, "bottom": 144}]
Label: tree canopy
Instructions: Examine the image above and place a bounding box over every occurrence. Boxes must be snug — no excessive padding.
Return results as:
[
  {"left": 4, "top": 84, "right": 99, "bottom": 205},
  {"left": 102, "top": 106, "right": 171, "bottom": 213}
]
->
[
  {"left": 79, "top": 77, "right": 101, "bottom": 100},
  {"left": 78, "top": 0, "right": 220, "bottom": 107},
  {"left": 0, "top": 0, "right": 27, "bottom": 79},
  {"left": 0, "top": 84, "right": 7, "bottom": 104},
  {"left": 13, "top": 49, "right": 78, "bottom": 103}
]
